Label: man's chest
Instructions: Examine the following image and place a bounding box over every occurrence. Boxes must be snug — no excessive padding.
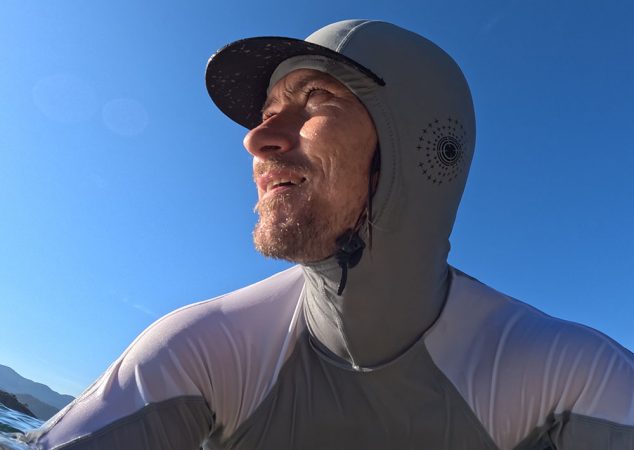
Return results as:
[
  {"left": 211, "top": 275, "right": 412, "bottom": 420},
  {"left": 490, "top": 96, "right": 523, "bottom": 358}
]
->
[{"left": 211, "top": 334, "right": 497, "bottom": 450}]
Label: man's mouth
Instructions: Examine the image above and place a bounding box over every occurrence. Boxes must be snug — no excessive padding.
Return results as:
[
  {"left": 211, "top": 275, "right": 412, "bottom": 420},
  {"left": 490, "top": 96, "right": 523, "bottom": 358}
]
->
[
  {"left": 265, "top": 177, "right": 307, "bottom": 193},
  {"left": 257, "top": 170, "right": 308, "bottom": 197}
]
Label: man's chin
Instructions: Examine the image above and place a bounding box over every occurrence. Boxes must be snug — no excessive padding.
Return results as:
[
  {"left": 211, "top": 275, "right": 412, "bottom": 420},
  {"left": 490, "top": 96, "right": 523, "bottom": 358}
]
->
[
  {"left": 254, "top": 190, "right": 300, "bottom": 215},
  {"left": 253, "top": 226, "right": 308, "bottom": 263},
  {"left": 253, "top": 219, "right": 335, "bottom": 264}
]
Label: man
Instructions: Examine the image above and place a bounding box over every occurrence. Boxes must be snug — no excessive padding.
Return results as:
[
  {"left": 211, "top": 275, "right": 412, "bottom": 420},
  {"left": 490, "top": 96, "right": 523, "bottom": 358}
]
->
[{"left": 24, "top": 20, "right": 634, "bottom": 450}]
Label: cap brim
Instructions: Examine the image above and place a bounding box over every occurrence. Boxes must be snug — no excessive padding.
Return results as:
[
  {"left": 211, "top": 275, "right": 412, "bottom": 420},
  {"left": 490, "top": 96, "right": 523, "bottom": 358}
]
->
[{"left": 205, "top": 36, "right": 383, "bottom": 129}]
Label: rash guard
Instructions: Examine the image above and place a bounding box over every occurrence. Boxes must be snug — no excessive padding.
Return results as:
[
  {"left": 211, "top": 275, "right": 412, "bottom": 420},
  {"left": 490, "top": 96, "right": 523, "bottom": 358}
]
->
[{"left": 24, "top": 19, "right": 634, "bottom": 450}]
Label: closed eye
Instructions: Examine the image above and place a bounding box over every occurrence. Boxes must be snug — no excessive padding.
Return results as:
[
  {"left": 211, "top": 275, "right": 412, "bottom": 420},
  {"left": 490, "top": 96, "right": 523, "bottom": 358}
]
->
[{"left": 304, "top": 86, "right": 331, "bottom": 98}]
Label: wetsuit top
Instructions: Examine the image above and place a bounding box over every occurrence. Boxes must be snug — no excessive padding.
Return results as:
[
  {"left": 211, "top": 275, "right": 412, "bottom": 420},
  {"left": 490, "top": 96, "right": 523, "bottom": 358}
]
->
[
  {"left": 24, "top": 266, "right": 634, "bottom": 450},
  {"left": 25, "top": 20, "right": 634, "bottom": 450}
]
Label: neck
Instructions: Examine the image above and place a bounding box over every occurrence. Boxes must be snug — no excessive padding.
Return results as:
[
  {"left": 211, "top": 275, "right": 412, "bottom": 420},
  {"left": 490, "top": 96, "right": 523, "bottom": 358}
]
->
[{"left": 301, "top": 228, "right": 449, "bottom": 368}]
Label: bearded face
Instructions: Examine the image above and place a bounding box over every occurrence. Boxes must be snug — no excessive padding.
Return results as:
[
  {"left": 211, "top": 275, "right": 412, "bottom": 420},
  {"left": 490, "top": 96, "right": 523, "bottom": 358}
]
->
[
  {"left": 243, "top": 69, "right": 377, "bottom": 263},
  {"left": 252, "top": 157, "right": 354, "bottom": 263}
]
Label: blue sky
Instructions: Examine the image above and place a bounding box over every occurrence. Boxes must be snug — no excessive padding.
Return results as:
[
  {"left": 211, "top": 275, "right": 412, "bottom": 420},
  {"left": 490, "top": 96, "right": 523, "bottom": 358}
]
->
[{"left": 1, "top": 0, "right": 632, "bottom": 396}]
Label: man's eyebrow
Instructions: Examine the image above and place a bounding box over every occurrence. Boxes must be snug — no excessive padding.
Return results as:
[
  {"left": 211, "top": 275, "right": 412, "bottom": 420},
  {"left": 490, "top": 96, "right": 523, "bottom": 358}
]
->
[{"left": 261, "top": 76, "right": 328, "bottom": 113}]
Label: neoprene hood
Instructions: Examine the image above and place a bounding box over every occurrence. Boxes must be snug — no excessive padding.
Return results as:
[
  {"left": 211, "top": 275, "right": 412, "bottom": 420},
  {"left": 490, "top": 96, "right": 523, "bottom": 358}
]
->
[{"left": 206, "top": 20, "right": 476, "bottom": 367}]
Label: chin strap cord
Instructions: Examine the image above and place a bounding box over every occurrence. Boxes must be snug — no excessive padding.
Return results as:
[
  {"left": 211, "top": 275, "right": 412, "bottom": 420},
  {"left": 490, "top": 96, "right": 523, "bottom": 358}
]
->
[
  {"left": 334, "top": 148, "right": 380, "bottom": 296},
  {"left": 367, "top": 149, "right": 380, "bottom": 248},
  {"left": 335, "top": 230, "right": 366, "bottom": 295}
]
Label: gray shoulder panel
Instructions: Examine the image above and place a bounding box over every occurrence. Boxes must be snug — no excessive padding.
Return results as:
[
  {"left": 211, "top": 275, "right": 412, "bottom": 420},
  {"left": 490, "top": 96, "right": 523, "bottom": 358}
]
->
[
  {"left": 514, "top": 413, "right": 634, "bottom": 450},
  {"left": 25, "top": 397, "right": 212, "bottom": 450}
]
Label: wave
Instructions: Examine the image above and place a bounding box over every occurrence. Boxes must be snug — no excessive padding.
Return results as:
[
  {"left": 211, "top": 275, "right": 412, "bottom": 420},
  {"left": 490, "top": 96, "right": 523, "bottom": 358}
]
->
[{"left": 0, "top": 404, "right": 42, "bottom": 450}]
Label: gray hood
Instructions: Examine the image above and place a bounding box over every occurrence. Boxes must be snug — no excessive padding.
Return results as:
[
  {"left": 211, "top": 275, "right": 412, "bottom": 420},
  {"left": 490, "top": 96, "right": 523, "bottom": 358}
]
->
[{"left": 208, "top": 20, "right": 475, "bottom": 368}]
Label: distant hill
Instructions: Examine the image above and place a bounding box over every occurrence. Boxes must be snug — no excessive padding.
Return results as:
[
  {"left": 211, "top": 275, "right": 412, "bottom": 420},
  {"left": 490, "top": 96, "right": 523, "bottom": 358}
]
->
[
  {"left": 0, "top": 390, "right": 35, "bottom": 418},
  {"left": 0, "top": 364, "right": 74, "bottom": 414},
  {"left": 14, "top": 393, "right": 59, "bottom": 420}
]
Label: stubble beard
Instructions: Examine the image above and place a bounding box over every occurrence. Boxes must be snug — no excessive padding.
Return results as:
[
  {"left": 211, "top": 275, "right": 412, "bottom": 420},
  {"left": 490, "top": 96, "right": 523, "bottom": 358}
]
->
[{"left": 253, "top": 190, "right": 338, "bottom": 263}]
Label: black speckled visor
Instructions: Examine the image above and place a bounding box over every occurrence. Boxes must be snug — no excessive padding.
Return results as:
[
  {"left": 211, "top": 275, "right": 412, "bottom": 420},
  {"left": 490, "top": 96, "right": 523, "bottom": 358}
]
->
[{"left": 205, "top": 37, "right": 384, "bottom": 129}]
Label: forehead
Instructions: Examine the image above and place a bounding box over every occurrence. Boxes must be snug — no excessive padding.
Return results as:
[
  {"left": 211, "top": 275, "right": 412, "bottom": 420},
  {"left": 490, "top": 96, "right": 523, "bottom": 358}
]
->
[{"left": 270, "top": 68, "right": 342, "bottom": 90}]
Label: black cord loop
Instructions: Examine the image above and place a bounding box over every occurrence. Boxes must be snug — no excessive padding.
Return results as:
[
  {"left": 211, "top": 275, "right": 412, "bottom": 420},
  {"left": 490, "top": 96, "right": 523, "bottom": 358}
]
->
[{"left": 335, "top": 230, "right": 366, "bottom": 295}]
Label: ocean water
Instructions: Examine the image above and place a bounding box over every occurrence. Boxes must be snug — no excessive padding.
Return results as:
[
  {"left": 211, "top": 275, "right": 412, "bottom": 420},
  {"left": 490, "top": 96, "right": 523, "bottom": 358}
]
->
[{"left": 0, "top": 404, "right": 42, "bottom": 450}]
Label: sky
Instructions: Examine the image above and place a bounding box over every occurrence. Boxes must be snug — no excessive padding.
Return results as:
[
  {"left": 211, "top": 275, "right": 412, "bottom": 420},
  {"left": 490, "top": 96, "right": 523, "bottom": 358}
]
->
[{"left": 1, "top": 0, "right": 632, "bottom": 397}]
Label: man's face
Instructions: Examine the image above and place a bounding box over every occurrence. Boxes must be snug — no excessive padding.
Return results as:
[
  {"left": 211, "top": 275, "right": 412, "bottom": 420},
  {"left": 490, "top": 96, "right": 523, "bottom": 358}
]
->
[{"left": 243, "top": 68, "right": 377, "bottom": 263}]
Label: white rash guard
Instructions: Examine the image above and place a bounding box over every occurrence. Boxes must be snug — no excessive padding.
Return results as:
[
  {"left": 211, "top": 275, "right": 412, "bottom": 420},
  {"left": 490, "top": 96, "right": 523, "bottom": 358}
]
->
[
  {"left": 24, "top": 266, "right": 634, "bottom": 449},
  {"left": 24, "top": 20, "right": 634, "bottom": 450}
]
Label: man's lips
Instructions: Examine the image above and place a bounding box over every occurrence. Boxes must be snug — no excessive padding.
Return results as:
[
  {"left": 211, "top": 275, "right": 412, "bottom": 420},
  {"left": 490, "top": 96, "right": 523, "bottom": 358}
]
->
[{"left": 255, "top": 170, "right": 307, "bottom": 198}]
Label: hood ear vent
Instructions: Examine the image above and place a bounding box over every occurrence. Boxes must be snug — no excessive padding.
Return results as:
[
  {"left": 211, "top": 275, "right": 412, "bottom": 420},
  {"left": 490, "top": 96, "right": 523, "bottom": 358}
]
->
[{"left": 416, "top": 117, "right": 467, "bottom": 185}]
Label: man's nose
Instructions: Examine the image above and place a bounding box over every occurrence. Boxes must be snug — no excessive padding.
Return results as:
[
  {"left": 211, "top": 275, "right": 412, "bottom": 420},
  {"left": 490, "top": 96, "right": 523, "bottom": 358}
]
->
[{"left": 243, "top": 112, "right": 299, "bottom": 159}]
